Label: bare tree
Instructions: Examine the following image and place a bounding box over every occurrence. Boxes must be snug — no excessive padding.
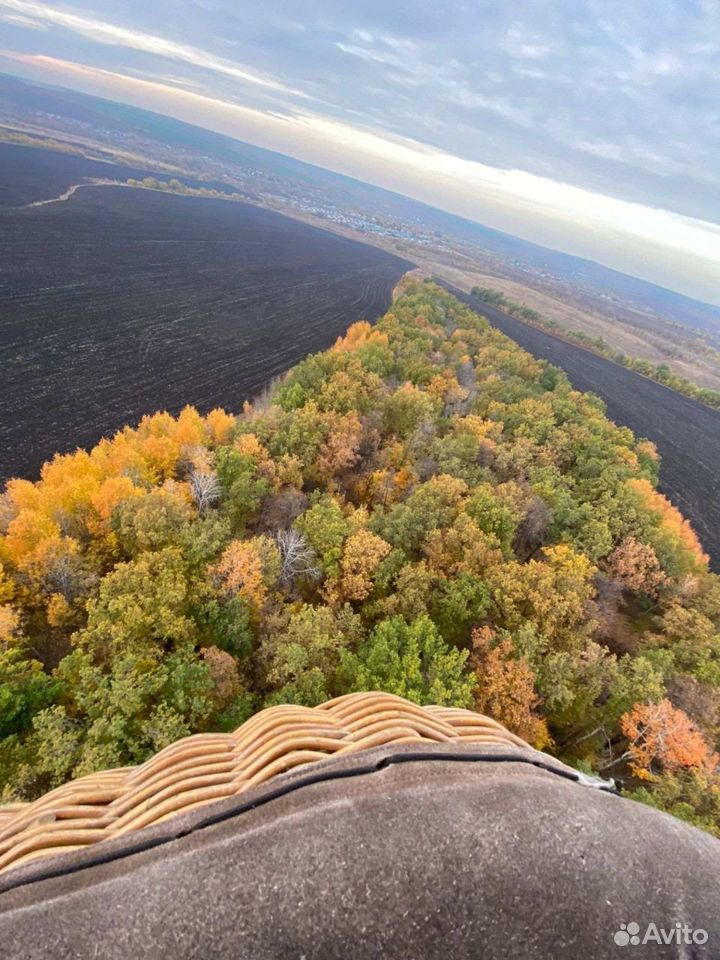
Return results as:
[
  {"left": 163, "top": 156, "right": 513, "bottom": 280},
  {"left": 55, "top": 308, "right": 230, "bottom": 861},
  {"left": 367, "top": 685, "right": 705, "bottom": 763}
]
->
[
  {"left": 259, "top": 488, "right": 308, "bottom": 532},
  {"left": 444, "top": 361, "right": 477, "bottom": 417},
  {"left": 189, "top": 470, "right": 221, "bottom": 514},
  {"left": 40, "top": 546, "right": 97, "bottom": 603},
  {"left": 275, "top": 529, "right": 321, "bottom": 588},
  {"left": 513, "top": 496, "right": 553, "bottom": 560}
]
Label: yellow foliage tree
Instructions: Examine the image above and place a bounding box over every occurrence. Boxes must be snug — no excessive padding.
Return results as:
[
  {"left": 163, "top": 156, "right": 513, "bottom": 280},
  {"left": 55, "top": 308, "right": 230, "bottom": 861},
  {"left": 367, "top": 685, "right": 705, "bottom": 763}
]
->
[
  {"left": 489, "top": 544, "right": 597, "bottom": 649},
  {"left": 212, "top": 537, "right": 280, "bottom": 614},
  {"left": 234, "top": 433, "right": 270, "bottom": 462},
  {"left": 2, "top": 510, "right": 61, "bottom": 567},
  {"left": 629, "top": 478, "right": 708, "bottom": 570},
  {"left": 332, "top": 320, "right": 389, "bottom": 353},
  {"left": 423, "top": 514, "right": 502, "bottom": 577},
  {"left": 89, "top": 475, "right": 142, "bottom": 529},
  {"left": 333, "top": 530, "right": 391, "bottom": 602},
  {"left": 0, "top": 563, "right": 14, "bottom": 604},
  {"left": 205, "top": 408, "right": 236, "bottom": 446},
  {"left": 0, "top": 604, "right": 19, "bottom": 647}
]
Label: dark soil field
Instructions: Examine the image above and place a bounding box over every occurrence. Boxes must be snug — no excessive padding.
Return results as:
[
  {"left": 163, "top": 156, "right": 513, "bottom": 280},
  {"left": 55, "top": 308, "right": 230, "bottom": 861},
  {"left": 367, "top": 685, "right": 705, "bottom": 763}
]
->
[
  {"left": 442, "top": 282, "right": 720, "bottom": 571},
  {"left": 0, "top": 143, "right": 156, "bottom": 206},
  {"left": 0, "top": 184, "right": 411, "bottom": 483},
  {"left": 0, "top": 143, "right": 241, "bottom": 207}
]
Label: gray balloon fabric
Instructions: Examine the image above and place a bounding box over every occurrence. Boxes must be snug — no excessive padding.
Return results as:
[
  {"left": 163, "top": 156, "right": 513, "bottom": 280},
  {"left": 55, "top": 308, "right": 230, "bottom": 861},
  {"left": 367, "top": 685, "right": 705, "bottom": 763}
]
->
[{"left": 1, "top": 743, "right": 718, "bottom": 959}]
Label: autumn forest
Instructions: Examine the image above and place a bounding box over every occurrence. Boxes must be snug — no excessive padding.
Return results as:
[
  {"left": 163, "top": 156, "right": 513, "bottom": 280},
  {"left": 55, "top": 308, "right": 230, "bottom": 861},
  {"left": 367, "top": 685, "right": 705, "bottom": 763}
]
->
[{"left": 1, "top": 282, "right": 719, "bottom": 834}]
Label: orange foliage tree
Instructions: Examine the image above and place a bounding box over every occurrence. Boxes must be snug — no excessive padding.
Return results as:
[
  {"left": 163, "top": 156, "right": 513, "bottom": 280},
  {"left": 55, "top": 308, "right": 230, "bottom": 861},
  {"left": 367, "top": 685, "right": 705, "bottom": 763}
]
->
[
  {"left": 201, "top": 645, "right": 242, "bottom": 709},
  {"left": 606, "top": 536, "right": 667, "bottom": 597},
  {"left": 314, "top": 412, "right": 362, "bottom": 483},
  {"left": 470, "top": 627, "right": 550, "bottom": 749},
  {"left": 629, "top": 478, "right": 708, "bottom": 572},
  {"left": 620, "top": 699, "right": 716, "bottom": 780},
  {"left": 211, "top": 537, "right": 279, "bottom": 615},
  {"left": 332, "top": 320, "right": 389, "bottom": 353}
]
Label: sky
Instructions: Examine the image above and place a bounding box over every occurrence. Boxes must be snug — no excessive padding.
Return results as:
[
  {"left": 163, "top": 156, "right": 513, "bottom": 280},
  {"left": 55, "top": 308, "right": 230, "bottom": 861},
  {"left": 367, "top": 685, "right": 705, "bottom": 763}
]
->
[{"left": 1, "top": 0, "right": 719, "bottom": 303}]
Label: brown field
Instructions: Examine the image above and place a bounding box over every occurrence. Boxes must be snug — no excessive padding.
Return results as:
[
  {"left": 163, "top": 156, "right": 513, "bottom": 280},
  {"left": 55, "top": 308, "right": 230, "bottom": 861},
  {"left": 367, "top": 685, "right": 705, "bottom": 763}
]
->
[{"left": 0, "top": 182, "right": 411, "bottom": 482}]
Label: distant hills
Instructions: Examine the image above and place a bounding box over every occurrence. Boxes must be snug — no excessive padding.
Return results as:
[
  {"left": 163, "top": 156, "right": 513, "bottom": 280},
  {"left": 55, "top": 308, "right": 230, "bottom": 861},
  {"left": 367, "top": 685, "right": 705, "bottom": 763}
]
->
[{"left": 1, "top": 71, "right": 719, "bottom": 332}]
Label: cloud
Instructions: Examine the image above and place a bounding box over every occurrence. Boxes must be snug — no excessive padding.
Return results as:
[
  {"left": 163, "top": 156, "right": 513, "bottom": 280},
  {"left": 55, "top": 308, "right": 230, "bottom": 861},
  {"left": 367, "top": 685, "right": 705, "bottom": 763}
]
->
[
  {"left": 0, "top": 0, "right": 302, "bottom": 94},
  {"left": 124, "top": 68, "right": 203, "bottom": 90},
  {"left": 0, "top": 11, "right": 45, "bottom": 28},
  {"left": 335, "top": 42, "right": 403, "bottom": 68},
  {"left": 336, "top": 33, "right": 537, "bottom": 129},
  {"left": 503, "top": 25, "right": 552, "bottom": 60},
  {"left": 1, "top": 0, "right": 718, "bottom": 300},
  {"left": 4, "top": 50, "right": 718, "bottom": 303},
  {"left": 518, "top": 43, "right": 550, "bottom": 59}
]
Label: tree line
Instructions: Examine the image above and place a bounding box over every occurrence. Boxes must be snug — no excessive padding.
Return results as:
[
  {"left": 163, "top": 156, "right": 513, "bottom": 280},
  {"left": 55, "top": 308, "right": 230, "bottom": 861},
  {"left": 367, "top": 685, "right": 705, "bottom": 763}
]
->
[
  {"left": 471, "top": 285, "right": 720, "bottom": 410},
  {"left": 1, "top": 282, "right": 719, "bottom": 834}
]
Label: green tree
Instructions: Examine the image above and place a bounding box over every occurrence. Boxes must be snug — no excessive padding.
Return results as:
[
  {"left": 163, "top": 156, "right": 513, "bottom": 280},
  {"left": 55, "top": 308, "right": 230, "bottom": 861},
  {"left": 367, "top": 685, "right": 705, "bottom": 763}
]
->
[
  {"left": 294, "top": 494, "right": 350, "bottom": 576},
  {"left": 382, "top": 383, "right": 438, "bottom": 437},
  {"left": 0, "top": 649, "right": 60, "bottom": 739},
  {"left": 371, "top": 476, "right": 467, "bottom": 556},
  {"left": 466, "top": 485, "right": 519, "bottom": 556},
  {"left": 261, "top": 604, "right": 363, "bottom": 706},
  {"left": 75, "top": 547, "right": 196, "bottom": 665},
  {"left": 340, "top": 615, "right": 474, "bottom": 706},
  {"left": 430, "top": 573, "right": 490, "bottom": 644},
  {"left": 215, "top": 447, "right": 269, "bottom": 530}
]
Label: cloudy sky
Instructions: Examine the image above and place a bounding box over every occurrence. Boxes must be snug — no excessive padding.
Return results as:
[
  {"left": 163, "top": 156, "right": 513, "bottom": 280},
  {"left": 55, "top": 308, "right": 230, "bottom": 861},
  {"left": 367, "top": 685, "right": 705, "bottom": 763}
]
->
[{"left": 1, "top": 0, "right": 719, "bottom": 302}]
